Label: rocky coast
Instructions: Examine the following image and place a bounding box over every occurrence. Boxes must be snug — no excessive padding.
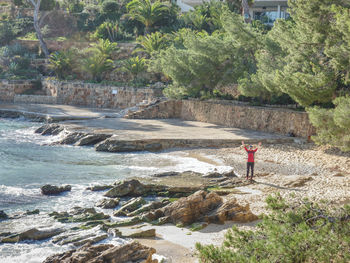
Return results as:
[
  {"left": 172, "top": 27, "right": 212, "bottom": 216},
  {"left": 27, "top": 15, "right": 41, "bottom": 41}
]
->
[{"left": 1, "top": 104, "right": 349, "bottom": 262}]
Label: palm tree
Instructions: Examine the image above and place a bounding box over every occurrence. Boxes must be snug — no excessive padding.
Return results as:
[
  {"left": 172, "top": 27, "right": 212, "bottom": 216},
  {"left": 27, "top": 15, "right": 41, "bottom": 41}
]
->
[
  {"left": 127, "top": 0, "right": 170, "bottom": 35},
  {"left": 134, "top": 32, "right": 168, "bottom": 57}
]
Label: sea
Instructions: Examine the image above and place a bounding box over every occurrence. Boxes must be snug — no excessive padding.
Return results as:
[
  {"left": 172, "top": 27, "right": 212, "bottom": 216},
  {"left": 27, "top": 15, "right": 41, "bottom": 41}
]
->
[{"left": 0, "top": 118, "right": 231, "bottom": 263}]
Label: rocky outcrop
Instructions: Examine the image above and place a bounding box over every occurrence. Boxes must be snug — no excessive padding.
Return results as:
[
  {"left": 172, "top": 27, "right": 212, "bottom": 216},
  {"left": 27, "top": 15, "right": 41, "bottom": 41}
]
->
[
  {"left": 87, "top": 185, "right": 113, "bottom": 191},
  {"left": 49, "top": 207, "right": 110, "bottom": 223},
  {"left": 114, "top": 197, "right": 146, "bottom": 217},
  {"left": 143, "top": 190, "right": 258, "bottom": 226},
  {"left": 0, "top": 210, "right": 8, "bottom": 220},
  {"left": 122, "top": 229, "right": 156, "bottom": 238},
  {"left": 42, "top": 241, "right": 156, "bottom": 263},
  {"left": 104, "top": 179, "right": 201, "bottom": 198},
  {"left": 96, "top": 198, "right": 120, "bottom": 209},
  {"left": 35, "top": 124, "right": 64, "bottom": 136},
  {"left": 52, "top": 228, "right": 108, "bottom": 247},
  {"left": 41, "top": 184, "right": 72, "bottom": 195},
  {"left": 1, "top": 228, "right": 64, "bottom": 243},
  {"left": 127, "top": 199, "right": 170, "bottom": 217},
  {"left": 57, "top": 132, "right": 86, "bottom": 145},
  {"left": 74, "top": 134, "right": 112, "bottom": 146}
]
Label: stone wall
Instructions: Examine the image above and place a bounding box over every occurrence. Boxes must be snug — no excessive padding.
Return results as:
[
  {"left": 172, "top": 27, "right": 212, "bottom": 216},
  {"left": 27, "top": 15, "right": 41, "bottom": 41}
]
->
[
  {"left": 126, "top": 100, "right": 315, "bottom": 138},
  {"left": 0, "top": 80, "right": 35, "bottom": 102},
  {"left": 14, "top": 95, "right": 57, "bottom": 104},
  {"left": 42, "top": 80, "right": 164, "bottom": 109}
]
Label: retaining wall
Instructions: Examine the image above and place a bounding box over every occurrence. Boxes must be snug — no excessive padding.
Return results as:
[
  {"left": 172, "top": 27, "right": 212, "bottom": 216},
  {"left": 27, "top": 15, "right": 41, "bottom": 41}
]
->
[
  {"left": 126, "top": 100, "right": 315, "bottom": 138},
  {"left": 0, "top": 80, "right": 35, "bottom": 102},
  {"left": 42, "top": 80, "right": 164, "bottom": 109}
]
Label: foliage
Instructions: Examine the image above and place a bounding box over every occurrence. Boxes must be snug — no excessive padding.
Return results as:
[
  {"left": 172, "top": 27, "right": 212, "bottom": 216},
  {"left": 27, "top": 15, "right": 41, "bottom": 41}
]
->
[
  {"left": 49, "top": 50, "right": 75, "bottom": 79},
  {"left": 39, "top": 0, "right": 57, "bottom": 11},
  {"left": 181, "top": 1, "right": 229, "bottom": 33},
  {"left": 126, "top": 0, "right": 173, "bottom": 34},
  {"left": 196, "top": 194, "right": 350, "bottom": 263},
  {"left": 153, "top": 11, "right": 261, "bottom": 98},
  {"left": 0, "top": 44, "right": 38, "bottom": 79},
  {"left": 134, "top": 32, "right": 168, "bottom": 57},
  {"left": 80, "top": 53, "right": 114, "bottom": 82},
  {"left": 308, "top": 96, "right": 350, "bottom": 151},
  {"left": 119, "top": 56, "right": 147, "bottom": 82},
  {"left": 79, "top": 39, "right": 117, "bottom": 82},
  {"left": 94, "top": 20, "right": 133, "bottom": 42},
  {"left": 0, "top": 22, "right": 14, "bottom": 46}
]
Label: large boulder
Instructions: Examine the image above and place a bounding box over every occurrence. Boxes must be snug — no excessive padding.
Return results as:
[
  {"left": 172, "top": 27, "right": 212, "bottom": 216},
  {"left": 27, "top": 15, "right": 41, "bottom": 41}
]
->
[
  {"left": 42, "top": 241, "right": 156, "bottom": 263},
  {"left": 41, "top": 184, "right": 71, "bottom": 195},
  {"left": 58, "top": 132, "right": 86, "bottom": 145},
  {"left": 1, "top": 228, "right": 64, "bottom": 243},
  {"left": 143, "top": 190, "right": 258, "bottom": 226},
  {"left": 86, "top": 185, "right": 113, "bottom": 191}
]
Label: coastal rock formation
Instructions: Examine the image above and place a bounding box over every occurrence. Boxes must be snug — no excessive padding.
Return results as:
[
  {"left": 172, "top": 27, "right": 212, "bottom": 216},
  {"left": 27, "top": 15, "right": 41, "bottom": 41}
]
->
[
  {"left": 122, "top": 229, "right": 156, "bottom": 238},
  {"left": 104, "top": 179, "right": 201, "bottom": 198},
  {"left": 49, "top": 207, "right": 110, "bottom": 223},
  {"left": 143, "top": 190, "right": 258, "bottom": 226},
  {"left": 52, "top": 229, "right": 108, "bottom": 246},
  {"left": 284, "top": 176, "right": 313, "bottom": 187},
  {"left": 42, "top": 241, "right": 156, "bottom": 263},
  {"left": 0, "top": 210, "right": 8, "bottom": 220},
  {"left": 96, "top": 198, "right": 120, "bottom": 209},
  {"left": 41, "top": 184, "right": 72, "bottom": 195},
  {"left": 87, "top": 185, "right": 113, "bottom": 191},
  {"left": 57, "top": 132, "right": 86, "bottom": 145},
  {"left": 114, "top": 197, "right": 146, "bottom": 217},
  {"left": 74, "top": 134, "right": 112, "bottom": 146},
  {"left": 127, "top": 199, "right": 170, "bottom": 217},
  {"left": 1, "top": 228, "right": 64, "bottom": 243},
  {"left": 35, "top": 124, "right": 64, "bottom": 136}
]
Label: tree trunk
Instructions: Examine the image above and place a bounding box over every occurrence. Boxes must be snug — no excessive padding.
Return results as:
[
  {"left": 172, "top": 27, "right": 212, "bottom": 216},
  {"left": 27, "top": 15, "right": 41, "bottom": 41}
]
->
[
  {"left": 241, "top": 0, "right": 251, "bottom": 23},
  {"left": 30, "top": 0, "right": 50, "bottom": 58}
]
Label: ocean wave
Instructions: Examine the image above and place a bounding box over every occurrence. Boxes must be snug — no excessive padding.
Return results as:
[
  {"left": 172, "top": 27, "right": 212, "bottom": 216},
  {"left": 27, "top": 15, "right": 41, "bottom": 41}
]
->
[{"left": 0, "top": 185, "right": 44, "bottom": 208}]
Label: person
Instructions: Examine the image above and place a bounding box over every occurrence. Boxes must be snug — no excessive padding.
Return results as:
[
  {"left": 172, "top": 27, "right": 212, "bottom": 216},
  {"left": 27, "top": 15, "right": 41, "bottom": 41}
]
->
[{"left": 242, "top": 141, "right": 261, "bottom": 181}]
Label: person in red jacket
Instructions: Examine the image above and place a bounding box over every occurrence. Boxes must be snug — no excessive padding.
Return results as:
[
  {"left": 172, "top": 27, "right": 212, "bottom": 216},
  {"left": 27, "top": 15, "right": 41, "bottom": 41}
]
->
[{"left": 242, "top": 141, "right": 261, "bottom": 181}]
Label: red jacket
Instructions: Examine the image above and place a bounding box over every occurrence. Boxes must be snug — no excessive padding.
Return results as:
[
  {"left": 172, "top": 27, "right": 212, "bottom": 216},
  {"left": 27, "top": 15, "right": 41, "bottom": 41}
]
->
[{"left": 244, "top": 146, "right": 258, "bottom": 162}]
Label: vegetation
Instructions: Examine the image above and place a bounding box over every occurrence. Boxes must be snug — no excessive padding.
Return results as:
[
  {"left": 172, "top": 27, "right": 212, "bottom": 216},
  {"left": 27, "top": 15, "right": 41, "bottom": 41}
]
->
[{"left": 196, "top": 194, "right": 350, "bottom": 263}]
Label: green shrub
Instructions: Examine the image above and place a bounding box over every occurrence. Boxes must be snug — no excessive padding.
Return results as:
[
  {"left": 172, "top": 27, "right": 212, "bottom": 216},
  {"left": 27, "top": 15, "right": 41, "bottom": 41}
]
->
[
  {"left": 0, "top": 22, "right": 14, "bottom": 45},
  {"left": 196, "top": 194, "right": 350, "bottom": 263},
  {"left": 40, "top": 0, "right": 57, "bottom": 11},
  {"left": 120, "top": 56, "right": 148, "bottom": 83},
  {"left": 94, "top": 21, "right": 133, "bottom": 42},
  {"left": 49, "top": 50, "right": 75, "bottom": 79},
  {"left": 81, "top": 54, "right": 114, "bottom": 82}
]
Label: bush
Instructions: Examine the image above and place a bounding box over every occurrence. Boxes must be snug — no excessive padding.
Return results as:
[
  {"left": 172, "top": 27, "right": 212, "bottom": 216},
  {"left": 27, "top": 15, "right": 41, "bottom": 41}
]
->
[
  {"left": 49, "top": 50, "right": 75, "bottom": 79},
  {"left": 94, "top": 21, "right": 133, "bottom": 42},
  {"left": 0, "top": 22, "right": 14, "bottom": 46},
  {"left": 120, "top": 56, "right": 148, "bottom": 83},
  {"left": 196, "top": 194, "right": 350, "bottom": 263},
  {"left": 40, "top": 0, "right": 57, "bottom": 11}
]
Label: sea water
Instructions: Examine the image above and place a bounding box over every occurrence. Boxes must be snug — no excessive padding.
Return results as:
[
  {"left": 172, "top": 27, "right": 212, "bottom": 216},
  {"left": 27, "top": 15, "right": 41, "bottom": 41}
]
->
[{"left": 0, "top": 118, "right": 231, "bottom": 263}]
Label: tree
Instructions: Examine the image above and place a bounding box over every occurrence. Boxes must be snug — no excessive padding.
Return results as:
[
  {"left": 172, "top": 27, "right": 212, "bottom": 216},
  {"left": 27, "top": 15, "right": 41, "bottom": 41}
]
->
[
  {"left": 196, "top": 193, "right": 350, "bottom": 262},
  {"left": 126, "top": 0, "right": 171, "bottom": 34},
  {"left": 134, "top": 32, "right": 168, "bottom": 57},
  {"left": 27, "top": 0, "right": 50, "bottom": 57},
  {"left": 152, "top": 11, "right": 261, "bottom": 98}
]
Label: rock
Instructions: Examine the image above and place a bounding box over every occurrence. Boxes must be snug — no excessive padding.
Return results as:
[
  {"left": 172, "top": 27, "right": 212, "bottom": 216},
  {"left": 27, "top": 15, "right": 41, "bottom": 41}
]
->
[
  {"left": 105, "top": 179, "right": 198, "bottom": 198},
  {"left": 73, "top": 233, "right": 108, "bottom": 247},
  {"left": 58, "top": 132, "right": 86, "bottom": 145},
  {"left": 74, "top": 134, "right": 112, "bottom": 146},
  {"left": 143, "top": 190, "right": 258, "bottom": 226},
  {"left": 203, "top": 169, "right": 237, "bottom": 178},
  {"left": 114, "top": 197, "right": 146, "bottom": 217},
  {"left": 284, "top": 176, "right": 313, "bottom": 187},
  {"left": 41, "top": 184, "right": 71, "bottom": 195},
  {"left": 123, "top": 229, "right": 156, "bottom": 238},
  {"left": 128, "top": 199, "right": 170, "bottom": 217},
  {"left": 102, "top": 216, "right": 143, "bottom": 229},
  {"left": 205, "top": 196, "right": 258, "bottom": 224},
  {"left": 333, "top": 172, "right": 345, "bottom": 177},
  {"left": 0, "top": 210, "right": 8, "bottom": 220},
  {"left": 36, "top": 124, "right": 63, "bottom": 136},
  {"left": 26, "top": 209, "right": 40, "bottom": 215},
  {"left": 160, "top": 190, "right": 222, "bottom": 225},
  {"left": 1, "top": 228, "right": 64, "bottom": 243},
  {"left": 42, "top": 241, "right": 156, "bottom": 263},
  {"left": 49, "top": 207, "right": 109, "bottom": 223},
  {"left": 152, "top": 171, "right": 180, "bottom": 177},
  {"left": 87, "top": 185, "right": 113, "bottom": 191},
  {"left": 96, "top": 198, "right": 120, "bottom": 209}
]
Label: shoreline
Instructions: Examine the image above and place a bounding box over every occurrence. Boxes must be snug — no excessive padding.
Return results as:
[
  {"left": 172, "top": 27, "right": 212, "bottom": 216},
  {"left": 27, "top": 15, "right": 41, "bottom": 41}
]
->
[{"left": 1, "top": 105, "right": 349, "bottom": 263}]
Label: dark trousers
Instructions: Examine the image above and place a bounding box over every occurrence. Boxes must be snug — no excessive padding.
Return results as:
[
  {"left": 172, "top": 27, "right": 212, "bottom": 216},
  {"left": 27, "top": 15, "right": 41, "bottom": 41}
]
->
[{"left": 246, "top": 162, "right": 254, "bottom": 178}]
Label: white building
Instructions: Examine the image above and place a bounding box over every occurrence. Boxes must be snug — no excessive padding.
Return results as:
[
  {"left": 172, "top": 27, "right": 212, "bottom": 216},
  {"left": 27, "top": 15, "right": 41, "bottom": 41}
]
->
[{"left": 176, "top": 0, "right": 289, "bottom": 25}]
